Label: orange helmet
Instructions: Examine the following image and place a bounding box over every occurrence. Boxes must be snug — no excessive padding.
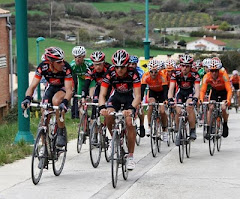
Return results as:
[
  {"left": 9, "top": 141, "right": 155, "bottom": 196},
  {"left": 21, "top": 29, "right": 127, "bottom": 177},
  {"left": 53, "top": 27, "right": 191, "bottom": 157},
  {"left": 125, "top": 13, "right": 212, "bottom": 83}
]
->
[{"left": 165, "top": 59, "right": 176, "bottom": 71}]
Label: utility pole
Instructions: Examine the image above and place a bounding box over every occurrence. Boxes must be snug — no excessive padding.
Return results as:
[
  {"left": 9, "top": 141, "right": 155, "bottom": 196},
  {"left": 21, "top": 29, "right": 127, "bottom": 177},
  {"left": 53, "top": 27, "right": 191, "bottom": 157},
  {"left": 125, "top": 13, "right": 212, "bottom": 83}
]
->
[
  {"left": 49, "top": 1, "right": 52, "bottom": 37},
  {"left": 144, "top": 0, "right": 150, "bottom": 59},
  {"left": 14, "top": 0, "right": 34, "bottom": 144}
]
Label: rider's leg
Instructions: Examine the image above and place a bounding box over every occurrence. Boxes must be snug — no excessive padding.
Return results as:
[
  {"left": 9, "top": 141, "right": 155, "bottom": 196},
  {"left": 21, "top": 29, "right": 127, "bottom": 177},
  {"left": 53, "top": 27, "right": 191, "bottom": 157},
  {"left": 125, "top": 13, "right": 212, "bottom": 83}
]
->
[
  {"left": 221, "top": 101, "right": 229, "bottom": 138},
  {"left": 146, "top": 98, "right": 155, "bottom": 136}
]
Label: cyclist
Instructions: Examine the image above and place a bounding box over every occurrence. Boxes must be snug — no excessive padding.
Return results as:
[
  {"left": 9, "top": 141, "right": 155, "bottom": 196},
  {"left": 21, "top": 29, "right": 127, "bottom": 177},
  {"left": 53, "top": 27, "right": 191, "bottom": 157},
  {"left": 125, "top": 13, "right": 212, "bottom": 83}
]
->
[
  {"left": 129, "top": 55, "right": 145, "bottom": 137},
  {"left": 21, "top": 47, "right": 73, "bottom": 147},
  {"left": 141, "top": 60, "right": 168, "bottom": 141},
  {"left": 230, "top": 70, "right": 240, "bottom": 106},
  {"left": 200, "top": 59, "right": 232, "bottom": 138},
  {"left": 70, "top": 46, "right": 95, "bottom": 119},
  {"left": 168, "top": 54, "right": 200, "bottom": 145},
  {"left": 99, "top": 49, "right": 141, "bottom": 170},
  {"left": 81, "top": 51, "right": 112, "bottom": 142},
  {"left": 162, "top": 59, "right": 176, "bottom": 87}
]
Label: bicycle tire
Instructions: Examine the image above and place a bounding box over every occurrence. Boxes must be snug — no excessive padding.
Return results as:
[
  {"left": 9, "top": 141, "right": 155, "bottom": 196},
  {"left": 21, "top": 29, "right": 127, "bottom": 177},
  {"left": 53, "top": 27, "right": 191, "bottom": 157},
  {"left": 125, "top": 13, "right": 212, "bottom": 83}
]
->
[
  {"left": 52, "top": 133, "right": 67, "bottom": 176},
  {"left": 185, "top": 122, "right": 191, "bottom": 158},
  {"left": 89, "top": 121, "right": 102, "bottom": 168},
  {"left": 216, "top": 116, "right": 222, "bottom": 152},
  {"left": 77, "top": 113, "right": 87, "bottom": 153},
  {"left": 31, "top": 129, "right": 46, "bottom": 185},
  {"left": 156, "top": 117, "right": 161, "bottom": 153},
  {"left": 170, "top": 112, "right": 176, "bottom": 143},
  {"left": 103, "top": 126, "right": 111, "bottom": 162},
  {"left": 150, "top": 116, "right": 158, "bottom": 157},
  {"left": 122, "top": 132, "right": 129, "bottom": 180},
  {"left": 135, "top": 117, "right": 141, "bottom": 146},
  {"left": 209, "top": 114, "right": 216, "bottom": 156},
  {"left": 178, "top": 118, "right": 185, "bottom": 163},
  {"left": 203, "top": 105, "right": 207, "bottom": 143},
  {"left": 111, "top": 130, "right": 120, "bottom": 188}
]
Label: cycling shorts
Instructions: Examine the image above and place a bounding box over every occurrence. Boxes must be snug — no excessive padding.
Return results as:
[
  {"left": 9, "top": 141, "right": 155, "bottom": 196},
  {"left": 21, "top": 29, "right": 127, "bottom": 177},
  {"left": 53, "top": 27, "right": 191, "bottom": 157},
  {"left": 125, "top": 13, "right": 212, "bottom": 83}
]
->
[
  {"left": 233, "top": 83, "right": 239, "bottom": 90},
  {"left": 42, "top": 85, "right": 65, "bottom": 104},
  {"left": 107, "top": 91, "right": 133, "bottom": 112},
  {"left": 175, "top": 88, "right": 194, "bottom": 104},
  {"left": 149, "top": 89, "right": 164, "bottom": 103},
  {"left": 210, "top": 89, "right": 227, "bottom": 102}
]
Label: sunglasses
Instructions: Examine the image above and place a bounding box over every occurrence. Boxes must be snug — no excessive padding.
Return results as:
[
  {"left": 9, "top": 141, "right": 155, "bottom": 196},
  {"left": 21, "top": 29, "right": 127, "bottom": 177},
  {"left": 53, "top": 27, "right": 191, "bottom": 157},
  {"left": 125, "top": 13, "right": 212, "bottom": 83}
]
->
[
  {"left": 210, "top": 69, "right": 219, "bottom": 73},
  {"left": 74, "top": 56, "right": 83, "bottom": 59},
  {"left": 150, "top": 70, "right": 158, "bottom": 74},
  {"left": 55, "top": 60, "right": 64, "bottom": 64},
  {"left": 93, "top": 61, "right": 104, "bottom": 66},
  {"left": 181, "top": 64, "right": 191, "bottom": 68},
  {"left": 115, "top": 65, "right": 126, "bottom": 69}
]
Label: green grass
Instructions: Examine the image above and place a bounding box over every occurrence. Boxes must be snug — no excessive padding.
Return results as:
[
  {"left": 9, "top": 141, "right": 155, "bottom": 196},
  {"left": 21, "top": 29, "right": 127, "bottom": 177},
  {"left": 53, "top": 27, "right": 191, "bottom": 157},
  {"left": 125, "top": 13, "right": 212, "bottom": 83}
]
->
[
  {"left": 0, "top": 0, "right": 14, "bottom": 4},
  {"left": 0, "top": 110, "right": 78, "bottom": 166},
  {"left": 92, "top": 1, "right": 159, "bottom": 12},
  {"left": 217, "top": 11, "right": 240, "bottom": 16}
]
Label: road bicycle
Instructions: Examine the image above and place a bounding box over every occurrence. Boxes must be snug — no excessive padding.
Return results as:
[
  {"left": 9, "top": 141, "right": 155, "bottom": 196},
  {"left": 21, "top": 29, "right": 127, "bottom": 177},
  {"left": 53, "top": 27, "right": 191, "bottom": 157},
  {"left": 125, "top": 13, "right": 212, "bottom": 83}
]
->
[
  {"left": 207, "top": 100, "right": 224, "bottom": 156},
  {"left": 143, "top": 102, "right": 164, "bottom": 157},
  {"left": 176, "top": 103, "right": 191, "bottom": 163},
  {"left": 167, "top": 102, "right": 176, "bottom": 146},
  {"left": 110, "top": 109, "right": 130, "bottom": 188},
  {"left": 75, "top": 94, "right": 91, "bottom": 153},
  {"left": 232, "top": 89, "right": 238, "bottom": 113},
  {"left": 24, "top": 103, "right": 67, "bottom": 185},
  {"left": 87, "top": 102, "right": 111, "bottom": 168}
]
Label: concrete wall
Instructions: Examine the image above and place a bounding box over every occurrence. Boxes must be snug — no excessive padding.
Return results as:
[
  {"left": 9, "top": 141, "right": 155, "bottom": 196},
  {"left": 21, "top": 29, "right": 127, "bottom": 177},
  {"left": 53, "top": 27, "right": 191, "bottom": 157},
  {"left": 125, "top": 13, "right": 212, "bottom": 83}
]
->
[{"left": 186, "top": 39, "right": 225, "bottom": 51}]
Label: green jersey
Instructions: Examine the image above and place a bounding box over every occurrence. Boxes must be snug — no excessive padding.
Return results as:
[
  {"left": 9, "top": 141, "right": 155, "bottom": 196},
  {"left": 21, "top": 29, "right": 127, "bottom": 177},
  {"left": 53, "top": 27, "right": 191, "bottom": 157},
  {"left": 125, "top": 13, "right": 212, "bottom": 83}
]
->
[
  {"left": 198, "top": 68, "right": 211, "bottom": 92},
  {"left": 70, "top": 58, "right": 95, "bottom": 95}
]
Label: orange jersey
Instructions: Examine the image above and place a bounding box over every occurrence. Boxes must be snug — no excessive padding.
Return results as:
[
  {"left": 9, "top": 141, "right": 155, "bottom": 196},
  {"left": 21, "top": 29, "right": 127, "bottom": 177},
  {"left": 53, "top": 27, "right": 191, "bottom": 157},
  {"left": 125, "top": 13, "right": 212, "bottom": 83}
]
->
[
  {"left": 200, "top": 70, "right": 232, "bottom": 102},
  {"left": 141, "top": 71, "right": 168, "bottom": 92},
  {"left": 161, "top": 69, "right": 172, "bottom": 86},
  {"left": 230, "top": 75, "right": 240, "bottom": 85}
]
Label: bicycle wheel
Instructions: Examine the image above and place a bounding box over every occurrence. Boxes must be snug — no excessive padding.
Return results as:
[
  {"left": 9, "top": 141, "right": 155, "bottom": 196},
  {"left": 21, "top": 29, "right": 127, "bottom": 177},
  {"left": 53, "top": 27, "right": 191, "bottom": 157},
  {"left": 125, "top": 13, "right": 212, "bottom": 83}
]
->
[
  {"left": 216, "top": 117, "right": 223, "bottom": 152},
  {"left": 103, "top": 126, "right": 111, "bottom": 162},
  {"left": 122, "top": 132, "right": 129, "bottom": 180},
  {"left": 234, "top": 94, "right": 238, "bottom": 113},
  {"left": 52, "top": 133, "right": 67, "bottom": 176},
  {"left": 111, "top": 130, "right": 120, "bottom": 188},
  {"left": 156, "top": 117, "right": 161, "bottom": 153},
  {"left": 209, "top": 115, "right": 216, "bottom": 156},
  {"left": 89, "top": 121, "right": 102, "bottom": 168},
  {"left": 170, "top": 113, "right": 176, "bottom": 143},
  {"left": 185, "top": 122, "right": 191, "bottom": 158},
  {"left": 150, "top": 116, "right": 158, "bottom": 157},
  {"left": 178, "top": 118, "right": 185, "bottom": 163},
  {"left": 31, "top": 129, "right": 46, "bottom": 185},
  {"left": 135, "top": 117, "right": 141, "bottom": 146},
  {"left": 77, "top": 113, "right": 87, "bottom": 153},
  {"left": 202, "top": 105, "right": 207, "bottom": 143}
]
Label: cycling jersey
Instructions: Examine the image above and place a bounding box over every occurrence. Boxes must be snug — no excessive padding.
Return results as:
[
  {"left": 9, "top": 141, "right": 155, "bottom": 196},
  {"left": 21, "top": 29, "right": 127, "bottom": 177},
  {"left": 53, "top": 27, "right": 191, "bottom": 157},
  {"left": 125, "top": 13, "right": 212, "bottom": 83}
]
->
[
  {"left": 170, "top": 69, "right": 200, "bottom": 90},
  {"left": 141, "top": 71, "right": 168, "bottom": 92},
  {"left": 102, "top": 66, "right": 141, "bottom": 94},
  {"left": 200, "top": 70, "right": 232, "bottom": 103},
  {"left": 136, "top": 66, "right": 144, "bottom": 79},
  {"left": 198, "top": 68, "right": 206, "bottom": 79},
  {"left": 35, "top": 61, "right": 72, "bottom": 87},
  {"left": 230, "top": 75, "right": 240, "bottom": 89},
  {"left": 70, "top": 58, "right": 95, "bottom": 95},
  {"left": 161, "top": 69, "right": 174, "bottom": 86}
]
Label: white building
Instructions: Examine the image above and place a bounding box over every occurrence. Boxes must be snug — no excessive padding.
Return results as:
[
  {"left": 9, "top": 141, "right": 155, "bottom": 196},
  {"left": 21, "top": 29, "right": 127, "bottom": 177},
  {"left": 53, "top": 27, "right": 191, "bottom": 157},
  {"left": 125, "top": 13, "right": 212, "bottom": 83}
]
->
[{"left": 186, "top": 36, "right": 226, "bottom": 51}]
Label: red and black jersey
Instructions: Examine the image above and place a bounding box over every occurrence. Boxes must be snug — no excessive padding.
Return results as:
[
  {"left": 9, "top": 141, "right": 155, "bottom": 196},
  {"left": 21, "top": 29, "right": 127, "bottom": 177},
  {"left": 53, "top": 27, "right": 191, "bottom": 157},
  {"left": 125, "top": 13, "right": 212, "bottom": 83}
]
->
[
  {"left": 170, "top": 68, "right": 200, "bottom": 90},
  {"left": 85, "top": 62, "right": 111, "bottom": 86},
  {"left": 102, "top": 66, "right": 141, "bottom": 93},
  {"left": 35, "top": 61, "right": 73, "bottom": 87}
]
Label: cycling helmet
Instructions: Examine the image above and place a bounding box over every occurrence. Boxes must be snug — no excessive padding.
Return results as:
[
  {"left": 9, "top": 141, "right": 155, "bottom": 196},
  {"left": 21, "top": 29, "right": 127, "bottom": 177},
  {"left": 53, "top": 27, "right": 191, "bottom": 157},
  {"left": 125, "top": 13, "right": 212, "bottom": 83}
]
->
[
  {"left": 232, "top": 70, "right": 239, "bottom": 75},
  {"left": 208, "top": 59, "right": 222, "bottom": 70},
  {"left": 148, "top": 60, "right": 160, "bottom": 71},
  {"left": 193, "top": 60, "right": 202, "bottom": 68},
  {"left": 44, "top": 47, "right": 64, "bottom": 62},
  {"left": 90, "top": 51, "right": 105, "bottom": 62},
  {"left": 159, "top": 60, "right": 165, "bottom": 69},
  {"left": 41, "top": 54, "right": 46, "bottom": 61},
  {"left": 129, "top": 55, "right": 139, "bottom": 64},
  {"left": 202, "top": 58, "right": 212, "bottom": 67},
  {"left": 212, "top": 57, "right": 222, "bottom": 68},
  {"left": 72, "top": 46, "right": 86, "bottom": 57},
  {"left": 179, "top": 54, "right": 194, "bottom": 65},
  {"left": 111, "top": 49, "right": 130, "bottom": 66},
  {"left": 165, "top": 59, "right": 176, "bottom": 71}
]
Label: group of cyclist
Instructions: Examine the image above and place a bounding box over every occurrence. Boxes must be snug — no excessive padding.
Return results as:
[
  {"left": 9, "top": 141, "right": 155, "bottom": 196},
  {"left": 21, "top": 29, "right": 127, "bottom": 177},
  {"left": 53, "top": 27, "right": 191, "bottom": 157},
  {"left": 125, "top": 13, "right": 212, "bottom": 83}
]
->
[{"left": 21, "top": 45, "right": 239, "bottom": 171}]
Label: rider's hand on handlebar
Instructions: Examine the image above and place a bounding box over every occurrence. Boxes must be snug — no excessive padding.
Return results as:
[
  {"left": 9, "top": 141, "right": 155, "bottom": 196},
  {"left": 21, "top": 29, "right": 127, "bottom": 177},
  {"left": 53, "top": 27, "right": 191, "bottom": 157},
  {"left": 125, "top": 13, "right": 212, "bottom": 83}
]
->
[
  {"left": 21, "top": 96, "right": 32, "bottom": 109},
  {"left": 59, "top": 99, "right": 68, "bottom": 113},
  {"left": 168, "top": 98, "right": 174, "bottom": 106},
  {"left": 192, "top": 97, "right": 198, "bottom": 106}
]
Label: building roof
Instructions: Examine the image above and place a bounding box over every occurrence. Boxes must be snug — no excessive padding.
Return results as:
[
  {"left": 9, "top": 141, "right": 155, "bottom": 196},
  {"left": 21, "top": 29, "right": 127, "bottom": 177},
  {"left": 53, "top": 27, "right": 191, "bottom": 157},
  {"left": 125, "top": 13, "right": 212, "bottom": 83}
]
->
[
  {"left": 0, "top": 8, "right": 10, "bottom": 17},
  {"left": 204, "top": 25, "right": 219, "bottom": 30},
  {"left": 203, "top": 37, "right": 226, "bottom": 46}
]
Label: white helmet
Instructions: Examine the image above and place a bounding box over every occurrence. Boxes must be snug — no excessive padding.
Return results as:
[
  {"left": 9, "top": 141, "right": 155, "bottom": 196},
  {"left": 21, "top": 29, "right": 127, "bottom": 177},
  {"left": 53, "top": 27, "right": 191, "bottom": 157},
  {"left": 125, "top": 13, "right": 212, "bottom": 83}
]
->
[
  {"left": 72, "top": 46, "right": 86, "bottom": 57},
  {"left": 148, "top": 60, "right": 161, "bottom": 71},
  {"left": 41, "top": 54, "right": 45, "bottom": 61},
  {"left": 232, "top": 70, "right": 239, "bottom": 75},
  {"left": 202, "top": 58, "right": 212, "bottom": 67}
]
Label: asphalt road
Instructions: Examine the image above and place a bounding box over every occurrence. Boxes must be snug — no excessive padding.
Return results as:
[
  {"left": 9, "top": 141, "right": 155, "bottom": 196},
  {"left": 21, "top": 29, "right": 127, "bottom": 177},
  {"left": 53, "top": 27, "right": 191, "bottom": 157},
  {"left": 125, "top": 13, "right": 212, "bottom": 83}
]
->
[{"left": 0, "top": 109, "right": 240, "bottom": 199}]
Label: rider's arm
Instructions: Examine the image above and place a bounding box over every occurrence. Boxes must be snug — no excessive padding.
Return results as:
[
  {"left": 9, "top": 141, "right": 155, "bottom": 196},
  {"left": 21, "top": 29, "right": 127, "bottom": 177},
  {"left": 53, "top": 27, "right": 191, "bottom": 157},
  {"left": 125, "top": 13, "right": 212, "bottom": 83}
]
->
[
  {"left": 168, "top": 81, "right": 175, "bottom": 99},
  {"left": 132, "top": 86, "right": 141, "bottom": 108},
  {"left": 194, "top": 83, "right": 200, "bottom": 99},
  {"left": 25, "top": 77, "right": 41, "bottom": 97},
  {"left": 141, "top": 84, "right": 147, "bottom": 101},
  {"left": 64, "top": 79, "right": 73, "bottom": 101},
  {"left": 224, "top": 75, "right": 233, "bottom": 104},
  {"left": 163, "top": 85, "right": 168, "bottom": 101},
  {"left": 199, "top": 75, "right": 208, "bottom": 102},
  {"left": 82, "top": 79, "right": 91, "bottom": 98},
  {"left": 99, "top": 86, "right": 108, "bottom": 106}
]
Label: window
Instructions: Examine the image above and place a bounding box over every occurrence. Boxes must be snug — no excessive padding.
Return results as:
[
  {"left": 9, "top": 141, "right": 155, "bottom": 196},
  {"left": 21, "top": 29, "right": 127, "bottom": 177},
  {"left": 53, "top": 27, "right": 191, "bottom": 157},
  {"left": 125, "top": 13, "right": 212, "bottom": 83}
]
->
[{"left": 0, "top": 55, "right": 7, "bottom": 68}]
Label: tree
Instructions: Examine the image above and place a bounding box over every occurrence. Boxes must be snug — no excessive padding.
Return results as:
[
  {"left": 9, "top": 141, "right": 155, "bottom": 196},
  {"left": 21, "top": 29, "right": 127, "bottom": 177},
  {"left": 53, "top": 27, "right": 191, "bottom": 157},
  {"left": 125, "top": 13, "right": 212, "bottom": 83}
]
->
[
  {"left": 177, "top": 40, "right": 186, "bottom": 47},
  {"left": 219, "top": 21, "right": 230, "bottom": 31},
  {"left": 220, "top": 51, "right": 240, "bottom": 72}
]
